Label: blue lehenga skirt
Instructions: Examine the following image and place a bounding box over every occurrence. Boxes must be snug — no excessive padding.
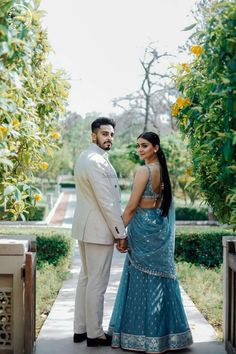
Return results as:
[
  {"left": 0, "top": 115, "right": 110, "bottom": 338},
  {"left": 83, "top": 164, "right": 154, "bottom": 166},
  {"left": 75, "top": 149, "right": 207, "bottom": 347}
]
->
[{"left": 108, "top": 207, "right": 193, "bottom": 353}]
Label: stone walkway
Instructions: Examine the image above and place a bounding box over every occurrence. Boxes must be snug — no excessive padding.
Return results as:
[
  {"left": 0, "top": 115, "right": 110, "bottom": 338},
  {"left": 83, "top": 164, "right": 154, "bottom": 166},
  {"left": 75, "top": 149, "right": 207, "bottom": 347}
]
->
[{"left": 35, "top": 190, "right": 226, "bottom": 354}]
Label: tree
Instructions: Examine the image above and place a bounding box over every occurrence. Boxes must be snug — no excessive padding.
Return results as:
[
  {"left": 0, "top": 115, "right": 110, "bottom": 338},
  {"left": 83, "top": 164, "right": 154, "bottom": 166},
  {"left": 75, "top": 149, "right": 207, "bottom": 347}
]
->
[
  {"left": 112, "top": 44, "right": 177, "bottom": 134},
  {"left": 173, "top": 0, "right": 236, "bottom": 226},
  {"left": 0, "top": 0, "right": 70, "bottom": 220},
  {"left": 140, "top": 44, "right": 171, "bottom": 132}
]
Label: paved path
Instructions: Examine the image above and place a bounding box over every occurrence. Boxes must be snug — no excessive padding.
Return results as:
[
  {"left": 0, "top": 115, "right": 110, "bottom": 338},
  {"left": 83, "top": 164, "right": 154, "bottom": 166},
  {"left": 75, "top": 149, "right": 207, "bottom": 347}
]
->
[
  {"left": 36, "top": 190, "right": 226, "bottom": 354},
  {"left": 49, "top": 190, "right": 76, "bottom": 227}
]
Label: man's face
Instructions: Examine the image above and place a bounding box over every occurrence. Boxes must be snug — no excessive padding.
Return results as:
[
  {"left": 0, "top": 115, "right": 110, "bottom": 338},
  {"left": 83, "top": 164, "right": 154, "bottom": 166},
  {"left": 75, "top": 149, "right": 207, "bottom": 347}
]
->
[{"left": 92, "top": 124, "right": 114, "bottom": 151}]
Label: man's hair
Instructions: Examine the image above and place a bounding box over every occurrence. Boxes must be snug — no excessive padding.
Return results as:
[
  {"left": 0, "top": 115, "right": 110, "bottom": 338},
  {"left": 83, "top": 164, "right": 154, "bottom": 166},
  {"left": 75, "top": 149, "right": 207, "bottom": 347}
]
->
[{"left": 91, "top": 117, "right": 116, "bottom": 132}]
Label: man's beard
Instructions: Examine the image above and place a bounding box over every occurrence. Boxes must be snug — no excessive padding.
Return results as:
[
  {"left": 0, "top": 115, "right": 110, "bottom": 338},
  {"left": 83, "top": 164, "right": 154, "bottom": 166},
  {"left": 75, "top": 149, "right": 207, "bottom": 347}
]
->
[
  {"left": 103, "top": 144, "right": 112, "bottom": 151},
  {"left": 96, "top": 139, "right": 112, "bottom": 151}
]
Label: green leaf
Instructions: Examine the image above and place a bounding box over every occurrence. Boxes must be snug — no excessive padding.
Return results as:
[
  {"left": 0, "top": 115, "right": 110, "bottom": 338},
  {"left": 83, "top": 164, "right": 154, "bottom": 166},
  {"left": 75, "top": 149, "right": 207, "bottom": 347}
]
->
[
  {"left": 182, "top": 23, "right": 197, "bottom": 31},
  {"left": 20, "top": 213, "right": 26, "bottom": 221},
  {"left": 0, "top": 158, "right": 13, "bottom": 168},
  {"left": 4, "top": 185, "right": 16, "bottom": 196},
  {"left": 14, "top": 188, "right": 21, "bottom": 201}
]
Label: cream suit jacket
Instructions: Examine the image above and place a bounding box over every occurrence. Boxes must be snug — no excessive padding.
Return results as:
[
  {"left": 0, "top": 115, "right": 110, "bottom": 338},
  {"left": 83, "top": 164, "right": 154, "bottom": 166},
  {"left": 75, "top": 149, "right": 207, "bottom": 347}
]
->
[{"left": 71, "top": 143, "right": 126, "bottom": 245}]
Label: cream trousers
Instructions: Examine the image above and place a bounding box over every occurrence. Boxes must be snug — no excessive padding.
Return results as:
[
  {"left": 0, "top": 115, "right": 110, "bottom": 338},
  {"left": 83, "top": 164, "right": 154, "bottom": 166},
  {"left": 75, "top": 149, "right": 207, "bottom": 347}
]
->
[{"left": 74, "top": 241, "right": 114, "bottom": 338}]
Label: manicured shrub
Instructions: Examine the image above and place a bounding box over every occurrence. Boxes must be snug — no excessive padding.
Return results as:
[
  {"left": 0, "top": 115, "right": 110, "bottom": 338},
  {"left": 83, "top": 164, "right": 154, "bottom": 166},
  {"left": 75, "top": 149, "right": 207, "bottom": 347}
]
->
[
  {"left": 175, "top": 206, "right": 208, "bottom": 220},
  {"left": 59, "top": 182, "right": 75, "bottom": 188},
  {"left": 36, "top": 234, "right": 73, "bottom": 269},
  {"left": 175, "top": 229, "right": 235, "bottom": 267}
]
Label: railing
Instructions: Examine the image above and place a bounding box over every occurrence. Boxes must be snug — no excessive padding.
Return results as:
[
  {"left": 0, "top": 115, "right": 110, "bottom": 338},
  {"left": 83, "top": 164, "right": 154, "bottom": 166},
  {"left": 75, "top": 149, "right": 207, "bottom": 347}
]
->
[
  {"left": 223, "top": 237, "right": 236, "bottom": 354},
  {"left": 24, "top": 240, "right": 36, "bottom": 354}
]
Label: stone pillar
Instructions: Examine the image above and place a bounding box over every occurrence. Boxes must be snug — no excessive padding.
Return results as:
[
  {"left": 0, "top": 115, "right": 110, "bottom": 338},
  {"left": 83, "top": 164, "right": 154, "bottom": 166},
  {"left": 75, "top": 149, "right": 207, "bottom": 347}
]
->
[{"left": 0, "top": 239, "right": 29, "bottom": 354}]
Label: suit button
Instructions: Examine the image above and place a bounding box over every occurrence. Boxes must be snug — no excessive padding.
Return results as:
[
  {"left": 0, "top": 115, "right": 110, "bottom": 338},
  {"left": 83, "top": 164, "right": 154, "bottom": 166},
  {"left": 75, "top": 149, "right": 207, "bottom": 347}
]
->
[{"left": 114, "top": 185, "right": 117, "bottom": 188}]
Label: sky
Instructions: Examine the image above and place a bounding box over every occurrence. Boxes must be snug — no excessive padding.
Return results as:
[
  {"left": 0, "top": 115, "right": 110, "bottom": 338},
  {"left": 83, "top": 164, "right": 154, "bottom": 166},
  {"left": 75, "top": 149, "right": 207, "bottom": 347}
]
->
[{"left": 40, "top": 0, "right": 197, "bottom": 116}]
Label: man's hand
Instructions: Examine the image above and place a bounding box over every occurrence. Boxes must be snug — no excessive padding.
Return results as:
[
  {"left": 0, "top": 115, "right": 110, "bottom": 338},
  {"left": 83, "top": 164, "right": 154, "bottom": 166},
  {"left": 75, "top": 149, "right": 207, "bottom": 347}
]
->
[{"left": 116, "top": 238, "right": 128, "bottom": 253}]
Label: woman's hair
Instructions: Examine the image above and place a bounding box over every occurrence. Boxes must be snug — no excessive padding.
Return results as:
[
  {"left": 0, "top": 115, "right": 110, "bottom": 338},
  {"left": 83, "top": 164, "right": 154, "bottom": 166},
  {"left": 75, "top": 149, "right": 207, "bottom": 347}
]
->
[{"left": 137, "top": 131, "right": 172, "bottom": 217}]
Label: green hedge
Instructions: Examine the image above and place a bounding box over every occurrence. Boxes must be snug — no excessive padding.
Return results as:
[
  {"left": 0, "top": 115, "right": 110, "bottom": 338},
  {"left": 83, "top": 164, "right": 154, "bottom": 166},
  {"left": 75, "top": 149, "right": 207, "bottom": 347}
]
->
[
  {"left": 36, "top": 234, "right": 73, "bottom": 269},
  {"left": 59, "top": 182, "right": 75, "bottom": 188},
  {"left": 175, "top": 229, "right": 235, "bottom": 267},
  {"left": 175, "top": 206, "right": 208, "bottom": 220}
]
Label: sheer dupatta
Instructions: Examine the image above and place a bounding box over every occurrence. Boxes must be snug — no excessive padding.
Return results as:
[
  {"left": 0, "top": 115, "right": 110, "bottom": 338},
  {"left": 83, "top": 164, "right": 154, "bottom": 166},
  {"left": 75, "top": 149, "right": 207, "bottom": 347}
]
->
[{"left": 127, "top": 202, "right": 176, "bottom": 279}]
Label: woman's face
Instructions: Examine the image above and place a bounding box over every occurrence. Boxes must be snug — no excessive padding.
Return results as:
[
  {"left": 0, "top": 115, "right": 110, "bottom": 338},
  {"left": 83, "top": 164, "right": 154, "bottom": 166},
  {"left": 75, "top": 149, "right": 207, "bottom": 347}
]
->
[{"left": 136, "top": 138, "right": 158, "bottom": 161}]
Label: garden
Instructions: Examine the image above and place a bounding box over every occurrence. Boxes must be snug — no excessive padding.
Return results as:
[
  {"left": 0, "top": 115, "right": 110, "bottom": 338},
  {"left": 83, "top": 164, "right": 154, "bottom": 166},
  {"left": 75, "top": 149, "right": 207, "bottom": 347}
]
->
[{"left": 0, "top": 0, "right": 235, "bottom": 348}]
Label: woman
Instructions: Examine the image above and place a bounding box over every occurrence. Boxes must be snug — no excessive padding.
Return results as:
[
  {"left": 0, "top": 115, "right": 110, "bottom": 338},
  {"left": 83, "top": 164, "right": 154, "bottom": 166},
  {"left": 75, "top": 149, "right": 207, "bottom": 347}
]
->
[{"left": 108, "top": 132, "right": 193, "bottom": 353}]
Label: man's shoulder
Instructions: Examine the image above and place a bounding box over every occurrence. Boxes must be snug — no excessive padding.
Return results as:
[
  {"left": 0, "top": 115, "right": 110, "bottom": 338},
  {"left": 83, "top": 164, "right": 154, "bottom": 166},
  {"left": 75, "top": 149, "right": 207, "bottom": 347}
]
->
[{"left": 77, "top": 149, "right": 106, "bottom": 167}]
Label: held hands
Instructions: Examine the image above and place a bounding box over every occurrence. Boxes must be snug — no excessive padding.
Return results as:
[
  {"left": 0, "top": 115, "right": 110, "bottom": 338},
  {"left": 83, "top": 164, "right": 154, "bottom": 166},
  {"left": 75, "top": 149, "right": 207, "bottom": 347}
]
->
[{"left": 116, "top": 237, "right": 128, "bottom": 253}]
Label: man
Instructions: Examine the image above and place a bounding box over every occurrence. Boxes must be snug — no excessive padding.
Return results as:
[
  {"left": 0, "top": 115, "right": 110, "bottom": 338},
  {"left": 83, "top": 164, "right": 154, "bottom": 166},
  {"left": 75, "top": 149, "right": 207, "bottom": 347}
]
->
[{"left": 71, "top": 117, "right": 127, "bottom": 347}]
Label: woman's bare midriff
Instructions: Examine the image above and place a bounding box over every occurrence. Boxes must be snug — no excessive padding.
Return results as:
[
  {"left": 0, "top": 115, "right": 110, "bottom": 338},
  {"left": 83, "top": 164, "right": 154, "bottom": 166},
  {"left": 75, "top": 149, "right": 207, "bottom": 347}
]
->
[{"left": 138, "top": 198, "right": 161, "bottom": 209}]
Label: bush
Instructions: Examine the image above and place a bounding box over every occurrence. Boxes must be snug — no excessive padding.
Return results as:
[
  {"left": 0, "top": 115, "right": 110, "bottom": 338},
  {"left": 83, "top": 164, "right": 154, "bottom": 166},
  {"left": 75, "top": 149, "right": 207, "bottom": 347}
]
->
[
  {"left": 59, "top": 182, "right": 75, "bottom": 188},
  {"left": 27, "top": 205, "right": 47, "bottom": 221},
  {"left": 0, "top": 0, "right": 70, "bottom": 220},
  {"left": 36, "top": 234, "right": 73, "bottom": 269},
  {"left": 175, "top": 206, "right": 208, "bottom": 220},
  {"left": 175, "top": 229, "right": 235, "bottom": 267},
  {"left": 173, "top": 0, "right": 236, "bottom": 226},
  {"left": 0, "top": 205, "right": 47, "bottom": 221}
]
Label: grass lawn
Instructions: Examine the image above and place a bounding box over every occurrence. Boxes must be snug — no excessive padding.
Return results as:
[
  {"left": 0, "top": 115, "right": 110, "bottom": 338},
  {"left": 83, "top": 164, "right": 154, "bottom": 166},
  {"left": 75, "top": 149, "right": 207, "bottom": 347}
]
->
[{"left": 177, "top": 262, "right": 223, "bottom": 339}]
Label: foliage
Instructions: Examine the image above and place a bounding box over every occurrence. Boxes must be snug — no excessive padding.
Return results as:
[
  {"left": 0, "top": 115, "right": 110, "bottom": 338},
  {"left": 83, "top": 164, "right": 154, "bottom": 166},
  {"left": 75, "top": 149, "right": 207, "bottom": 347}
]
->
[
  {"left": 173, "top": 0, "right": 236, "bottom": 226},
  {"left": 59, "top": 181, "right": 75, "bottom": 188},
  {"left": 0, "top": 226, "right": 73, "bottom": 268},
  {"left": 175, "top": 206, "right": 208, "bottom": 220},
  {"left": 0, "top": 0, "right": 70, "bottom": 220},
  {"left": 35, "top": 144, "right": 72, "bottom": 182},
  {"left": 27, "top": 204, "right": 47, "bottom": 220},
  {"left": 161, "top": 134, "right": 198, "bottom": 196},
  {"left": 109, "top": 147, "right": 136, "bottom": 178},
  {"left": 177, "top": 262, "right": 223, "bottom": 338},
  {"left": 0, "top": 204, "right": 47, "bottom": 220},
  {"left": 175, "top": 229, "right": 236, "bottom": 267},
  {"left": 36, "top": 234, "right": 73, "bottom": 269}
]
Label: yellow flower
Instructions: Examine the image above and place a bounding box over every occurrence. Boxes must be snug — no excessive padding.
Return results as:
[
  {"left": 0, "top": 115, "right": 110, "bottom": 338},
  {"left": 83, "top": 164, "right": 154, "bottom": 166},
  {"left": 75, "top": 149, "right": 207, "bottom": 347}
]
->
[
  {"left": 191, "top": 45, "right": 204, "bottom": 56},
  {"left": 12, "top": 118, "right": 20, "bottom": 127},
  {"left": 175, "top": 97, "right": 190, "bottom": 109},
  {"left": 34, "top": 194, "right": 42, "bottom": 202},
  {"left": 182, "top": 115, "right": 188, "bottom": 127},
  {"left": 0, "top": 126, "right": 9, "bottom": 141},
  {"left": 41, "top": 162, "right": 49, "bottom": 170},
  {"left": 184, "top": 98, "right": 190, "bottom": 106},
  {"left": 181, "top": 63, "right": 190, "bottom": 72},
  {"left": 51, "top": 131, "right": 61, "bottom": 140},
  {"left": 176, "top": 96, "right": 186, "bottom": 108},
  {"left": 171, "top": 104, "right": 180, "bottom": 117},
  {"left": 0, "top": 126, "right": 8, "bottom": 134}
]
